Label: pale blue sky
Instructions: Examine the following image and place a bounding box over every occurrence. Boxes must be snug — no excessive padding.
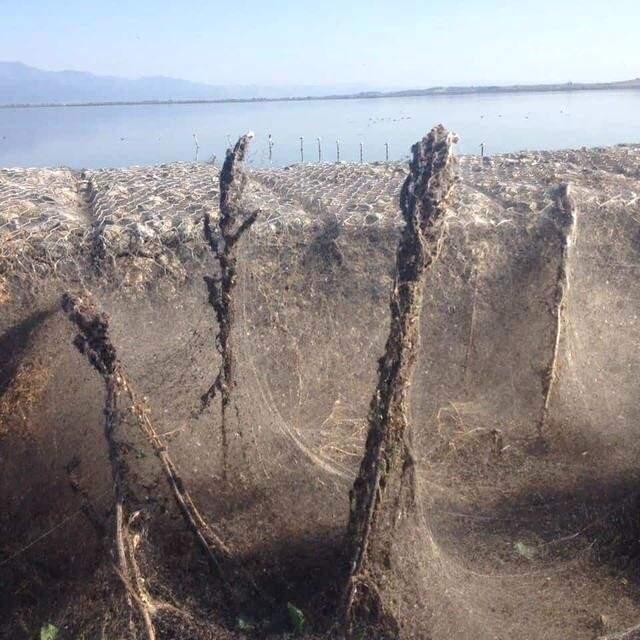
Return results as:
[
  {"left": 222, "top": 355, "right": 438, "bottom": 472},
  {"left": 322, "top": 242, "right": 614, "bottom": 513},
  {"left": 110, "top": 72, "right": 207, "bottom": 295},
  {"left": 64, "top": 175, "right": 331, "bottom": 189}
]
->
[{"left": 1, "top": 0, "right": 638, "bottom": 87}]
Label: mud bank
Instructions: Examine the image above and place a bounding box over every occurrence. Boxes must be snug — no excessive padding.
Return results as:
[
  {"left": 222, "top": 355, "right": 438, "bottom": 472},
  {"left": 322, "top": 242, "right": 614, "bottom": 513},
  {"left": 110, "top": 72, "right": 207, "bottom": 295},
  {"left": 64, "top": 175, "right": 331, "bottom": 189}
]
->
[{"left": 2, "top": 145, "right": 640, "bottom": 639}]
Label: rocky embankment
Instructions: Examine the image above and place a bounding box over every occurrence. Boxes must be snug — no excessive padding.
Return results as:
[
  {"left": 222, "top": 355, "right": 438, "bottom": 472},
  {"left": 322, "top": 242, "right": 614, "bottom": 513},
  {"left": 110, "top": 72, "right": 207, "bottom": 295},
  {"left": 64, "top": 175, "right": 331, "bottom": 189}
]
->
[
  {"left": 0, "top": 145, "right": 637, "bottom": 289},
  {"left": 1, "top": 145, "right": 639, "bottom": 296}
]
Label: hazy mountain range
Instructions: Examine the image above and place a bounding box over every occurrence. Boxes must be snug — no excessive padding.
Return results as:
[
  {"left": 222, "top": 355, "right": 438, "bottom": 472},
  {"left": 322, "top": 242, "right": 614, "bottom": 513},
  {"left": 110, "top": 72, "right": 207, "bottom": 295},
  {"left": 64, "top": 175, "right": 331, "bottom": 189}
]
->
[
  {"left": 0, "top": 61, "right": 372, "bottom": 105},
  {"left": 1, "top": 61, "right": 639, "bottom": 107}
]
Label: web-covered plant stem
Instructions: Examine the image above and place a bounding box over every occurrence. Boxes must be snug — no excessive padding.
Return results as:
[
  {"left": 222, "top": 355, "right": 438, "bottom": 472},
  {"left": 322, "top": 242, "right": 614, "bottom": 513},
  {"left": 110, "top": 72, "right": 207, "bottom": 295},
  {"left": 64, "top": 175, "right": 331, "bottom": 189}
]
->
[
  {"left": 62, "top": 293, "right": 237, "bottom": 568},
  {"left": 538, "top": 183, "right": 577, "bottom": 440},
  {"left": 201, "top": 133, "right": 259, "bottom": 480},
  {"left": 341, "top": 125, "right": 458, "bottom": 638},
  {"left": 63, "top": 292, "right": 265, "bottom": 617},
  {"left": 61, "top": 293, "right": 156, "bottom": 640}
]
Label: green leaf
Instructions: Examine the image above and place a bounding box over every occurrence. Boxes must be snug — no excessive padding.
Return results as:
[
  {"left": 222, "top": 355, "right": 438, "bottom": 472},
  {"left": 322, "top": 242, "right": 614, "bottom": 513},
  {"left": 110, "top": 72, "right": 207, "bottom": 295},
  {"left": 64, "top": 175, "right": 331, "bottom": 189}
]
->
[
  {"left": 40, "top": 623, "right": 59, "bottom": 640},
  {"left": 287, "top": 602, "right": 305, "bottom": 635}
]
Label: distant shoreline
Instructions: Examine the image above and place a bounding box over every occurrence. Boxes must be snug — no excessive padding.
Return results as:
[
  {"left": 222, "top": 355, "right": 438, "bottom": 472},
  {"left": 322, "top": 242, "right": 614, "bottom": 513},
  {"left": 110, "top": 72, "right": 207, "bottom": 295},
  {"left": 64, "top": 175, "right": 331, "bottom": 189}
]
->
[{"left": 1, "top": 79, "right": 639, "bottom": 109}]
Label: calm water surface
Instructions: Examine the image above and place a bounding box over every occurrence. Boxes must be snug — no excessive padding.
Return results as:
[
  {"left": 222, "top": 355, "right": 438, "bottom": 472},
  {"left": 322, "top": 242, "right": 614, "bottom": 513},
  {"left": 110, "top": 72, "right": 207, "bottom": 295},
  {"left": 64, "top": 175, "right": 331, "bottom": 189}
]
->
[{"left": 1, "top": 90, "right": 639, "bottom": 169}]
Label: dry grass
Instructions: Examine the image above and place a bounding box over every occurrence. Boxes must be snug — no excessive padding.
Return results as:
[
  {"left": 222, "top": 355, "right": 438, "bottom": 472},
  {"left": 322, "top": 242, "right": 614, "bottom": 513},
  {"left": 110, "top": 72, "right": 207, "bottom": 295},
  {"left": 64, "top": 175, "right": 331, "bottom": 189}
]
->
[{"left": 0, "top": 361, "right": 50, "bottom": 438}]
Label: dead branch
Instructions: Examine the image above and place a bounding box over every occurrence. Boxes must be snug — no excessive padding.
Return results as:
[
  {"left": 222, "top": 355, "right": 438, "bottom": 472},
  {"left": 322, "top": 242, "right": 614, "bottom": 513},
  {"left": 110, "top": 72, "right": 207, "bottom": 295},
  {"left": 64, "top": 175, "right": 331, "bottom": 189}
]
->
[
  {"left": 537, "top": 182, "right": 577, "bottom": 440},
  {"left": 62, "top": 292, "right": 265, "bottom": 618},
  {"left": 201, "top": 132, "right": 259, "bottom": 480},
  {"left": 341, "top": 125, "right": 458, "bottom": 638},
  {"left": 61, "top": 292, "right": 155, "bottom": 640}
]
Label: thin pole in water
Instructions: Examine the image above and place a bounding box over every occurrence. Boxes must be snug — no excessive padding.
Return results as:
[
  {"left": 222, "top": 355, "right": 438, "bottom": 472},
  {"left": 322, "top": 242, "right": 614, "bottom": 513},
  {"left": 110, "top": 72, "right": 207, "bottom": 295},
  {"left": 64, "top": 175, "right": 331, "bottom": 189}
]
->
[
  {"left": 336, "top": 139, "right": 340, "bottom": 163},
  {"left": 480, "top": 142, "right": 485, "bottom": 158},
  {"left": 193, "top": 133, "right": 200, "bottom": 162},
  {"left": 317, "top": 137, "right": 322, "bottom": 162},
  {"left": 385, "top": 142, "right": 389, "bottom": 162},
  {"left": 300, "top": 137, "right": 304, "bottom": 163},
  {"left": 268, "top": 134, "right": 274, "bottom": 162},
  {"left": 360, "top": 142, "right": 364, "bottom": 163}
]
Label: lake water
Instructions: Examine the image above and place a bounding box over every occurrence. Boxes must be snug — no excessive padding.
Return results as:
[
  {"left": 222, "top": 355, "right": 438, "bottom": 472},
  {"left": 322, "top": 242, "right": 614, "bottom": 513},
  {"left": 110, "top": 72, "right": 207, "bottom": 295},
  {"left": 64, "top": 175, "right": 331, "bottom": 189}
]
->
[{"left": 1, "top": 90, "right": 639, "bottom": 169}]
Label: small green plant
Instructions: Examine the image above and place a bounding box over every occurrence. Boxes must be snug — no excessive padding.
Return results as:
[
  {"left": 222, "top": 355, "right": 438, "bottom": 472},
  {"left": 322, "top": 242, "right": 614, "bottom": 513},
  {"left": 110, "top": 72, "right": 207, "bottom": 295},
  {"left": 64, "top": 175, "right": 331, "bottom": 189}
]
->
[
  {"left": 287, "top": 602, "right": 306, "bottom": 635},
  {"left": 39, "top": 623, "right": 59, "bottom": 640}
]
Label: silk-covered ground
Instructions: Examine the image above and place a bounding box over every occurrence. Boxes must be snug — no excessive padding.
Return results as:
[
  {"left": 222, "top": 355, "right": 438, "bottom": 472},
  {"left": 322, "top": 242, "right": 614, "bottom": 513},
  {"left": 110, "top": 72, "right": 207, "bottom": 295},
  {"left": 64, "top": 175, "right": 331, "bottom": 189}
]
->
[{"left": 2, "top": 145, "right": 640, "bottom": 639}]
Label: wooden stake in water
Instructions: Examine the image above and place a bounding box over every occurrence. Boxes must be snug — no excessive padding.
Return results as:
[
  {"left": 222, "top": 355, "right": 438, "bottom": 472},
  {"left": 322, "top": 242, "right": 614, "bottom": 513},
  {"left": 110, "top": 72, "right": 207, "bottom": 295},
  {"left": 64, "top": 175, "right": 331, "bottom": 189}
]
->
[
  {"left": 193, "top": 133, "right": 200, "bottom": 162},
  {"left": 336, "top": 139, "right": 341, "bottom": 163},
  {"left": 385, "top": 142, "right": 389, "bottom": 162},
  {"left": 268, "top": 134, "right": 274, "bottom": 162},
  {"left": 300, "top": 136, "right": 304, "bottom": 163},
  {"left": 317, "top": 137, "right": 322, "bottom": 162},
  {"left": 480, "top": 142, "right": 485, "bottom": 158},
  {"left": 360, "top": 142, "right": 364, "bottom": 163}
]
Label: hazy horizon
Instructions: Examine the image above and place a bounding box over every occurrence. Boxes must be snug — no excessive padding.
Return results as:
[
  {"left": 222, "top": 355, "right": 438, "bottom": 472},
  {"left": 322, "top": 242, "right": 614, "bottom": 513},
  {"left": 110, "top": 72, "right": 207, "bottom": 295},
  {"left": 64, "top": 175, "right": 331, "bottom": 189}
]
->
[
  {"left": 1, "top": 1, "right": 638, "bottom": 88},
  {"left": 1, "top": 61, "right": 378, "bottom": 92},
  {"left": 2, "top": 60, "right": 638, "bottom": 92}
]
